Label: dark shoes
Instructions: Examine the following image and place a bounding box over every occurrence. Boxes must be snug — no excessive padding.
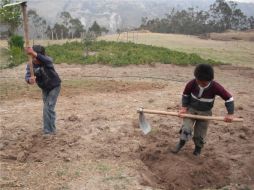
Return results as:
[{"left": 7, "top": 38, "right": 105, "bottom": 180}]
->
[
  {"left": 171, "top": 141, "right": 202, "bottom": 156},
  {"left": 171, "top": 140, "right": 186, "bottom": 154},
  {"left": 193, "top": 146, "right": 202, "bottom": 156}
]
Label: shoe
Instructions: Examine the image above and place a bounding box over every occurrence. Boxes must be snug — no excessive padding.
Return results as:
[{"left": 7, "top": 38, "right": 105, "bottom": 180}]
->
[
  {"left": 171, "top": 140, "right": 186, "bottom": 154},
  {"left": 193, "top": 146, "right": 201, "bottom": 156},
  {"left": 43, "top": 129, "right": 56, "bottom": 135}
]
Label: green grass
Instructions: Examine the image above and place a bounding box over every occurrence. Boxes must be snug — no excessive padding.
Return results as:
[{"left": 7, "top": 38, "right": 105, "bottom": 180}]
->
[
  {"left": 0, "top": 39, "right": 222, "bottom": 68},
  {"left": 46, "top": 41, "right": 85, "bottom": 64},
  {"left": 45, "top": 40, "right": 221, "bottom": 66},
  {"left": 0, "top": 46, "right": 26, "bottom": 69},
  {"left": 99, "top": 32, "right": 254, "bottom": 67},
  {"left": 0, "top": 48, "right": 9, "bottom": 68}
]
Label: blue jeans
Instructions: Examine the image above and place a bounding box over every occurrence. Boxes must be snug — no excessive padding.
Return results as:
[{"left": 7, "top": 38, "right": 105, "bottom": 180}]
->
[{"left": 42, "top": 86, "right": 61, "bottom": 134}]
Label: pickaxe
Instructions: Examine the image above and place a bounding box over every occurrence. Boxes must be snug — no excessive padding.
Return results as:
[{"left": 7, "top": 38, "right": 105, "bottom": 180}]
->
[
  {"left": 137, "top": 107, "right": 244, "bottom": 135},
  {"left": 3, "top": 1, "right": 34, "bottom": 77}
]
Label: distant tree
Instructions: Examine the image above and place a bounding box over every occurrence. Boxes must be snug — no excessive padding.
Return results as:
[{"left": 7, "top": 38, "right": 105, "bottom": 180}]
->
[
  {"left": 229, "top": 1, "right": 248, "bottom": 30},
  {"left": 41, "top": 19, "right": 48, "bottom": 38},
  {"left": 138, "top": 0, "right": 253, "bottom": 35},
  {"left": 52, "top": 23, "right": 68, "bottom": 40},
  {"left": 69, "top": 18, "right": 85, "bottom": 38},
  {"left": 0, "top": 0, "right": 22, "bottom": 36},
  {"left": 116, "top": 28, "right": 121, "bottom": 34},
  {"left": 28, "top": 9, "right": 48, "bottom": 39},
  {"left": 209, "top": 0, "right": 248, "bottom": 31},
  {"left": 46, "top": 25, "right": 52, "bottom": 39},
  {"left": 89, "top": 21, "right": 108, "bottom": 37},
  {"left": 89, "top": 21, "right": 101, "bottom": 36},
  {"left": 60, "top": 11, "right": 72, "bottom": 29},
  {"left": 100, "top": 26, "right": 109, "bottom": 34},
  {"left": 141, "top": 17, "right": 148, "bottom": 27},
  {"left": 209, "top": 0, "right": 233, "bottom": 31},
  {"left": 58, "top": 11, "right": 85, "bottom": 38},
  {"left": 248, "top": 16, "right": 254, "bottom": 29}
]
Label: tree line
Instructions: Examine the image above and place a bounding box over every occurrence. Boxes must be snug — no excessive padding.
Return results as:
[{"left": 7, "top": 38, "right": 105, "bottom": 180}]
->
[
  {"left": 1, "top": 0, "right": 254, "bottom": 39},
  {"left": 0, "top": 0, "right": 108, "bottom": 39},
  {"left": 139, "top": 0, "right": 254, "bottom": 35}
]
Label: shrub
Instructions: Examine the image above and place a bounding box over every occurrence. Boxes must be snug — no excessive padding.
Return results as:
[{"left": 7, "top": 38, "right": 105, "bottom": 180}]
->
[
  {"left": 8, "top": 35, "right": 24, "bottom": 49},
  {"left": 8, "top": 46, "right": 26, "bottom": 67}
]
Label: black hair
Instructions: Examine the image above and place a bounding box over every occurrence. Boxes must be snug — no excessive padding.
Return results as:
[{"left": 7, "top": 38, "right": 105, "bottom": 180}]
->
[
  {"left": 32, "top": 45, "right": 45, "bottom": 55},
  {"left": 194, "top": 64, "right": 214, "bottom": 81}
]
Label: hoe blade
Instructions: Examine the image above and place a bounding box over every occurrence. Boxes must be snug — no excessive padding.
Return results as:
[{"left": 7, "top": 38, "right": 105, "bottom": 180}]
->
[
  {"left": 3, "top": 1, "right": 26, "bottom": 8},
  {"left": 139, "top": 112, "right": 151, "bottom": 135}
]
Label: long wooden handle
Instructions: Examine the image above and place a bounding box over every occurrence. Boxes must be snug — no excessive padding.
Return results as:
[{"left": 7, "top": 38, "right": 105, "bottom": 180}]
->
[
  {"left": 21, "top": 2, "right": 34, "bottom": 77},
  {"left": 137, "top": 108, "right": 243, "bottom": 122}
]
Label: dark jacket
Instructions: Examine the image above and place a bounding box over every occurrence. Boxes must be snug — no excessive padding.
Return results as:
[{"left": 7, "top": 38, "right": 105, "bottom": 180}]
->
[{"left": 25, "top": 54, "right": 61, "bottom": 91}]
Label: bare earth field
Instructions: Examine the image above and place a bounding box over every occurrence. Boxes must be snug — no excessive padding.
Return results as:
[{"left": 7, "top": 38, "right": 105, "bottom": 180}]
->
[{"left": 0, "top": 63, "right": 254, "bottom": 190}]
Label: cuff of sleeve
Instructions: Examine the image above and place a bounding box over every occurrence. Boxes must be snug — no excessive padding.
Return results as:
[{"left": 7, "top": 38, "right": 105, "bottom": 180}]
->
[
  {"left": 225, "top": 101, "right": 234, "bottom": 114},
  {"left": 182, "top": 97, "right": 189, "bottom": 107}
]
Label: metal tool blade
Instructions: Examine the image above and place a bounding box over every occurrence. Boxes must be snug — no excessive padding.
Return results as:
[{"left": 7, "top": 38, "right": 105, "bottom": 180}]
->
[
  {"left": 3, "top": 1, "right": 26, "bottom": 8},
  {"left": 139, "top": 112, "right": 151, "bottom": 135}
]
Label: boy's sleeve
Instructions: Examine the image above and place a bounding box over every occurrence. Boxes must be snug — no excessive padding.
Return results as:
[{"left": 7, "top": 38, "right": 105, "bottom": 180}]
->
[
  {"left": 214, "top": 82, "right": 234, "bottom": 114},
  {"left": 36, "top": 54, "right": 53, "bottom": 68},
  {"left": 182, "top": 79, "right": 195, "bottom": 107},
  {"left": 25, "top": 64, "right": 31, "bottom": 83}
]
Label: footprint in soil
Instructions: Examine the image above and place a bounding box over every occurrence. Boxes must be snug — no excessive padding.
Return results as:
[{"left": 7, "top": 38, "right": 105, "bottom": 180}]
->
[{"left": 68, "top": 114, "right": 80, "bottom": 122}]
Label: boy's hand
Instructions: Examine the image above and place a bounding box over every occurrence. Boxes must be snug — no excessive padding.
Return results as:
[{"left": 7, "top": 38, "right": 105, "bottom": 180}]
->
[
  {"left": 178, "top": 107, "right": 187, "bottom": 117},
  {"left": 28, "top": 76, "right": 36, "bottom": 84},
  {"left": 224, "top": 114, "right": 234, "bottom": 122},
  {"left": 25, "top": 47, "right": 37, "bottom": 57}
]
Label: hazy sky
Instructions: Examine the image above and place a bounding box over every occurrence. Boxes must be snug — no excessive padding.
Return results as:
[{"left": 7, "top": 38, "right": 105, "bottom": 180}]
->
[{"left": 234, "top": 0, "right": 254, "bottom": 2}]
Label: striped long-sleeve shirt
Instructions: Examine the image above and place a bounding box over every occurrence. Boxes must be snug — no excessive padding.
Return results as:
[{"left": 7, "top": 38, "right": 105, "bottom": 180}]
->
[{"left": 182, "top": 79, "right": 234, "bottom": 114}]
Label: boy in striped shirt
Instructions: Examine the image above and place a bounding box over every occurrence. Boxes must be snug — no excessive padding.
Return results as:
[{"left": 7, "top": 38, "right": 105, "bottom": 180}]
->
[{"left": 171, "top": 64, "right": 234, "bottom": 156}]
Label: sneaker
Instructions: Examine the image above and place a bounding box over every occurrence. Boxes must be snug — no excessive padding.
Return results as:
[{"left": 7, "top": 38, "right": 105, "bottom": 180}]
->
[{"left": 171, "top": 140, "right": 186, "bottom": 154}]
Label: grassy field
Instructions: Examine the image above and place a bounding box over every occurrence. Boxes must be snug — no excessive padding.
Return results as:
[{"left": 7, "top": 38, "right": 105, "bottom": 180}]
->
[
  {"left": 0, "top": 39, "right": 82, "bottom": 68},
  {"left": 1, "top": 32, "right": 254, "bottom": 68},
  {"left": 0, "top": 40, "right": 9, "bottom": 67},
  {"left": 1, "top": 40, "right": 220, "bottom": 67},
  {"left": 99, "top": 32, "right": 254, "bottom": 68}
]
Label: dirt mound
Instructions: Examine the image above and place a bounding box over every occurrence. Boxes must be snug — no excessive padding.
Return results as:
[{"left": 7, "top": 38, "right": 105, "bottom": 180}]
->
[
  {"left": 138, "top": 140, "right": 230, "bottom": 190},
  {"left": 135, "top": 104, "right": 254, "bottom": 190},
  {"left": 0, "top": 128, "right": 82, "bottom": 163}
]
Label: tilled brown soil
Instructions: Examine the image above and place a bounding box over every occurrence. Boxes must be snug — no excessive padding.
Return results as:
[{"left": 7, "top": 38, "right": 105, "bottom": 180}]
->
[{"left": 0, "top": 63, "right": 253, "bottom": 190}]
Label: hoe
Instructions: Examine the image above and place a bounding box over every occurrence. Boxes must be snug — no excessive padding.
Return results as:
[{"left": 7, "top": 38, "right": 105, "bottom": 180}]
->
[
  {"left": 3, "top": 1, "right": 34, "bottom": 77},
  {"left": 137, "top": 107, "right": 244, "bottom": 135}
]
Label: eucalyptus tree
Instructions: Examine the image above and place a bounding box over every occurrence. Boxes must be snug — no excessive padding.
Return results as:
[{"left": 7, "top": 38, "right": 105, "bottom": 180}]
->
[
  {"left": 28, "top": 9, "right": 48, "bottom": 39},
  {"left": 0, "top": 0, "right": 22, "bottom": 36}
]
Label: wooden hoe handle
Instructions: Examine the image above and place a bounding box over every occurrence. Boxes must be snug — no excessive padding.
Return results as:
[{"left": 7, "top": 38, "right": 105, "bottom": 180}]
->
[
  {"left": 21, "top": 2, "right": 34, "bottom": 77},
  {"left": 137, "top": 108, "right": 243, "bottom": 122}
]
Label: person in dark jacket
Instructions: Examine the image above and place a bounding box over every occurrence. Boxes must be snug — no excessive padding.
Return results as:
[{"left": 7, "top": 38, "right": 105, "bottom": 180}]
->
[
  {"left": 25, "top": 45, "right": 61, "bottom": 135},
  {"left": 171, "top": 64, "right": 234, "bottom": 156}
]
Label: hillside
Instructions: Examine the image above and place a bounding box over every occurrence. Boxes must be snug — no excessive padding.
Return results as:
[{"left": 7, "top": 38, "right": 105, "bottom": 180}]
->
[
  {"left": 99, "top": 31, "right": 254, "bottom": 68},
  {"left": 27, "top": 0, "right": 254, "bottom": 32}
]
